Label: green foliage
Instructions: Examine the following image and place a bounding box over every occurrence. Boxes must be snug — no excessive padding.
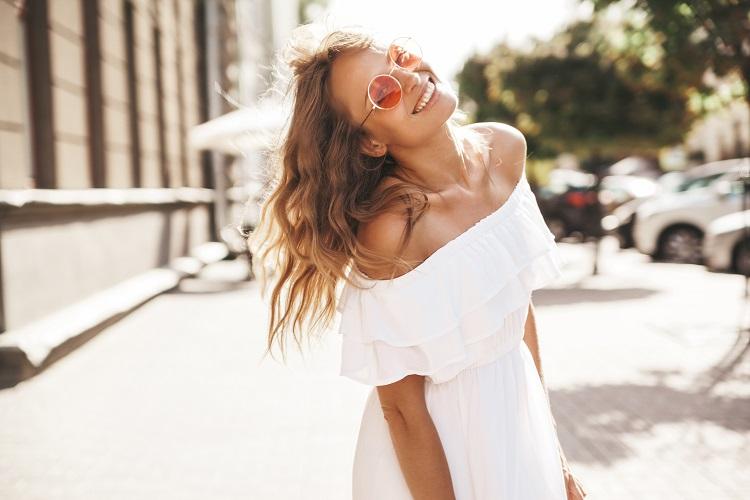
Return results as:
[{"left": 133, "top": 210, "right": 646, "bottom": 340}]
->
[
  {"left": 591, "top": 0, "right": 749, "bottom": 80},
  {"left": 457, "top": 20, "right": 693, "bottom": 158},
  {"left": 589, "top": 0, "right": 750, "bottom": 112},
  {"left": 456, "top": 0, "right": 750, "bottom": 160}
]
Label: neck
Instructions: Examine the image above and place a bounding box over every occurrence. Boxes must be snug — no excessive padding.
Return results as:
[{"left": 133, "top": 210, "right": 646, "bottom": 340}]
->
[{"left": 387, "top": 124, "right": 472, "bottom": 193}]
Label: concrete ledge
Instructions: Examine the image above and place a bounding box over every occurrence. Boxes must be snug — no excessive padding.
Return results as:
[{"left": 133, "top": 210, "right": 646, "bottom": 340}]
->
[
  {"left": 0, "top": 242, "right": 230, "bottom": 388},
  {"left": 0, "top": 187, "right": 215, "bottom": 208}
]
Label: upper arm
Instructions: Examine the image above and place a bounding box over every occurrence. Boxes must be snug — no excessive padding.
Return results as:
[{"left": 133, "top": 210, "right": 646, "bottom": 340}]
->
[
  {"left": 468, "top": 122, "right": 527, "bottom": 183},
  {"left": 359, "top": 216, "right": 430, "bottom": 417},
  {"left": 376, "top": 374, "right": 430, "bottom": 424},
  {"left": 356, "top": 193, "right": 430, "bottom": 419}
]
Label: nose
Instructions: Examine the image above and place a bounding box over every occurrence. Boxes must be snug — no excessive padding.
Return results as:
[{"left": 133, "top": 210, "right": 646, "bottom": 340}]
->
[{"left": 393, "top": 67, "right": 421, "bottom": 96}]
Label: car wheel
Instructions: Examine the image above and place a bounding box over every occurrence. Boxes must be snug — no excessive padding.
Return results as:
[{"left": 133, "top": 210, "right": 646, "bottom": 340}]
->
[
  {"left": 734, "top": 239, "right": 750, "bottom": 276},
  {"left": 546, "top": 218, "right": 567, "bottom": 241},
  {"left": 658, "top": 226, "right": 703, "bottom": 264}
]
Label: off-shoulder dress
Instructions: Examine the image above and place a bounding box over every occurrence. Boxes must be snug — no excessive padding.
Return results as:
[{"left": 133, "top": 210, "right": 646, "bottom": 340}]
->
[{"left": 335, "top": 170, "right": 567, "bottom": 500}]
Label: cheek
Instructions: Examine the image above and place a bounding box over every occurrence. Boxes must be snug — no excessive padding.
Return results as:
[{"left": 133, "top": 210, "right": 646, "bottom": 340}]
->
[
  {"left": 373, "top": 86, "right": 459, "bottom": 140},
  {"left": 437, "top": 84, "right": 459, "bottom": 110}
]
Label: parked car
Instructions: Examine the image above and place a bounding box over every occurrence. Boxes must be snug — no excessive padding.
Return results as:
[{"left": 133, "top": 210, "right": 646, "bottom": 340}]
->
[
  {"left": 603, "top": 155, "right": 662, "bottom": 179},
  {"left": 610, "top": 159, "right": 746, "bottom": 249},
  {"left": 598, "top": 175, "right": 662, "bottom": 245},
  {"left": 597, "top": 175, "right": 661, "bottom": 214},
  {"left": 633, "top": 160, "right": 747, "bottom": 264},
  {"left": 534, "top": 169, "right": 602, "bottom": 241},
  {"left": 704, "top": 209, "right": 750, "bottom": 275}
]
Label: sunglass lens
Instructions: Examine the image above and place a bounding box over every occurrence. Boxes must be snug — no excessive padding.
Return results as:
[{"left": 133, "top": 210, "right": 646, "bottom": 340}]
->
[
  {"left": 389, "top": 37, "right": 422, "bottom": 70},
  {"left": 368, "top": 74, "right": 401, "bottom": 109}
]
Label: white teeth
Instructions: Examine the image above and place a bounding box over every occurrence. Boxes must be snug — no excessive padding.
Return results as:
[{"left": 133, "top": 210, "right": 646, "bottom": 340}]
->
[{"left": 413, "top": 81, "right": 435, "bottom": 114}]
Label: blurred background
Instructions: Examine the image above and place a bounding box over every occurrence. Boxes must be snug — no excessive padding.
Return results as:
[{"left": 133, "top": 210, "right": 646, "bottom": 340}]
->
[{"left": 0, "top": 0, "right": 748, "bottom": 499}]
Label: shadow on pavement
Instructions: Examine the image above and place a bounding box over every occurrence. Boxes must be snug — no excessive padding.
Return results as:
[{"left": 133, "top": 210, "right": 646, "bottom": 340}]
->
[
  {"left": 550, "top": 379, "right": 750, "bottom": 466},
  {"left": 693, "top": 328, "right": 750, "bottom": 392},
  {"left": 533, "top": 286, "right": 659, "bottom": 306},
  {"left": 167, "top": 278, "right": 253, "bottom": 295}
]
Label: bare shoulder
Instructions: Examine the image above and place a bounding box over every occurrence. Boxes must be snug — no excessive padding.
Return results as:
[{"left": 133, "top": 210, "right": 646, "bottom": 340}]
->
[
  {"left": 465, "top": 121, "right": 526, "bottom": 153},
  {"left": 355, "top": 207, "right": 408, "bottom": 261},
  {"left": 464, "top": 122, "right": 527, "bottom": 183},
  {"left": 359, "top": 179, "right": 431, "bottom": 400},
  {"left": 355, "top": 178, "right": 424, "bottom": 280}
]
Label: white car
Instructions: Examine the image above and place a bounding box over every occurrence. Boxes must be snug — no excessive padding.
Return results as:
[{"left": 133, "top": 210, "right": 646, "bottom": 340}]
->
[
  {"left": 703, "top": 209, "right": 750, "bottom": 274},
  {"left": 609, "top": 166, "right": 731, "bottom": 249},
  {"left": 633, "top": 161, "right": 747, "bottom": 263}
]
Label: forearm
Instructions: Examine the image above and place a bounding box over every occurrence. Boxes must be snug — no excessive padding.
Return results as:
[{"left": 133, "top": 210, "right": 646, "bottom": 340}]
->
[
  {"left": 385, "top": 413, "right": 456, "bottom": 500},
  {"left": 523, "top": 303, "right": 550, "bottom": 404},
  {"left": 522, "top": 303, "right": 576, "bottom": 473},
  {"left": 523, "top": 301, "right": 563, "bottom": 435}
]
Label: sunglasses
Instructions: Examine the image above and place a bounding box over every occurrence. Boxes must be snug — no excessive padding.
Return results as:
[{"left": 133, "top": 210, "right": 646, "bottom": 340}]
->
[{"left": 359, "top": 37, "right": 424, "bottom": 129}]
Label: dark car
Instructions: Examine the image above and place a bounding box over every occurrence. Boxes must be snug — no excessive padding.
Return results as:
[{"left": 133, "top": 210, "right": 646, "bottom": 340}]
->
[{"left": 533, "top": 169, "right": 604, "bottom": 241}]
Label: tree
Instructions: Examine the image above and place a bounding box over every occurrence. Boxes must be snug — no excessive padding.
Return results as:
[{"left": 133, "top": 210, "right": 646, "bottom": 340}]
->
[
  {"left": 457, "top": 20, "right": 693, "bottom": 159},
  {"left": 589, "top": 0, "right": 750, "bottom": 111}
]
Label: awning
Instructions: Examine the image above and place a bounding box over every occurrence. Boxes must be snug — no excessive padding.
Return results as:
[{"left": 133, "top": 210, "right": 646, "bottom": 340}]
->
[{"left": 188, "top": 102, "right": 288, "bottom": 154}]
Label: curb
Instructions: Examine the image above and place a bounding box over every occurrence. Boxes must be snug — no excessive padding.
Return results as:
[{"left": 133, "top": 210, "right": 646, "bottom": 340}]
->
[{"left": 0, "top": 242, "right": 231, "bottom": 388}]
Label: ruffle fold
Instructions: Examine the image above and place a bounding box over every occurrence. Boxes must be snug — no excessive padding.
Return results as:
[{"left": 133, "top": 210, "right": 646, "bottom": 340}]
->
[{"left": 337, "top": 177, "right": 564, "bottom": 386}]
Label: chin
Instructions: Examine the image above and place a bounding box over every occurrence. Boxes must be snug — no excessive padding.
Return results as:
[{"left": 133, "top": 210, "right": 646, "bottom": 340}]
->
[
  {"left": 436, "top": 98, "right": 458, "bottom": 124},
  {"left": 437, "top": 85, "right": 458, "bottom": 115}
]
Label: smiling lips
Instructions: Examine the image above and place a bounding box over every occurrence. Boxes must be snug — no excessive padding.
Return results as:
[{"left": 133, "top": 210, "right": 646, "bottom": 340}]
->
[{"left": 413, "top": 78, "right": 436, "bottom": 114}]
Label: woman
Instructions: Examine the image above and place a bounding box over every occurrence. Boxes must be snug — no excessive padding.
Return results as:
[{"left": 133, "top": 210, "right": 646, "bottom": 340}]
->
[{"left": 249, "top": 24, "right": 587, "bottom": 500}]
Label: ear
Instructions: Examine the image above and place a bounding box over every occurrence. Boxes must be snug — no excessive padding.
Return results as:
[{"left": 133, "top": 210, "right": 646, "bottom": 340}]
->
[{"left": 359, "top": 136, "right": 388, "bottom": 158}]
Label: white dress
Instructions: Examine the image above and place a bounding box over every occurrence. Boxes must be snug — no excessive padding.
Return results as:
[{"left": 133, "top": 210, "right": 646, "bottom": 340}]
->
[{"left": 336, "top": 171, "right": 567, "bottom": 500}]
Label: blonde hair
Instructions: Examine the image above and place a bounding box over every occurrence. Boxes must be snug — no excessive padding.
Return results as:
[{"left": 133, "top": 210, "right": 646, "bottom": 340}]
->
[{"left": 248, "top": 24, "right": 490, "bottom": 361}]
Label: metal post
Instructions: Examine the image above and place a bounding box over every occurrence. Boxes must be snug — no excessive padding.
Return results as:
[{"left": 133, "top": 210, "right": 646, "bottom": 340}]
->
[
  {"left": 592, "top": 172, "right": 604, "bottom": 276},
  {"left": 743, "top": 158, "right": 750, "bottom": 302}
]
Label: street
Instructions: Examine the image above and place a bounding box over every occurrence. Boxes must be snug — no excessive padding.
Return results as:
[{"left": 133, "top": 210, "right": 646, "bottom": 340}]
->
[{"left": 1, "top": 237, "right": 748, "bottom": 499}]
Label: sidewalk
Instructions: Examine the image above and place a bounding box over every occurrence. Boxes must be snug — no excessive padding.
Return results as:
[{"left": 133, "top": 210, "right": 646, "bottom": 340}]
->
[
  {"left": 537, "top": 238, "right": 749, "bottom": 499},
  {"left": 0, "top": 237, "right": 747, "bottom": 499}
]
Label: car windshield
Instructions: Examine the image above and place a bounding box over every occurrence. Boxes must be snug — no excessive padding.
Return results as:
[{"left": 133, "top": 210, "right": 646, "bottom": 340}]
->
[{"left": 675, "top": 172, "right": 726, "bottom": 192}]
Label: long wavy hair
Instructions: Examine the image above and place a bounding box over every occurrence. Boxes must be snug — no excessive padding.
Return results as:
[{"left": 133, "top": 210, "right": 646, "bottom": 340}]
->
[{"left": 247, "top": 24, "right": 491, "bottom": 361}]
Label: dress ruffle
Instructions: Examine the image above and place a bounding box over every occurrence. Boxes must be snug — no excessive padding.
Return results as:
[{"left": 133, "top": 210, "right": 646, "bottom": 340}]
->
[{"left": 337, "top": 175, "right": 564, "bottom": 386}]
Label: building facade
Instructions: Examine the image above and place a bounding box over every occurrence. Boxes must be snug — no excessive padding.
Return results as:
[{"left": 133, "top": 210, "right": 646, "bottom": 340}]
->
[
  {"left": 686, "top": 100, "right": 750, "bottom": 164},
  {"left": 0, "top": 0, "right": 296, "bottom": 381}
]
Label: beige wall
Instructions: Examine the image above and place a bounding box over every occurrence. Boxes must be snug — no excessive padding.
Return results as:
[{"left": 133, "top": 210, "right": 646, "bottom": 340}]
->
[
  {"left": 178, "top": 1, "right": 204, "bottom": 188},
  {"left": 0, "top": 0, "right": 30, "bottom": 189},
  {"left": 132, "top": 0, "right": 162, "bottom": 188},
  {"left": 0, "top": 0, "right": 246, "bottom": 334},
  {"left": 49, "top": 0, "right": 90, "bottom": 188},
  {"left": 686, "top": 101, "right": 750, "bottom": 163},
  {"left": 99, "top": 0, "right": 132, "bottom": 188},
  {"left": 0, "top": 0, "right": 207, "bottom": 190},
  {"left": 2, "top": 204, "right": 211, "bottom": 330},
  {"left": 157, "top": 0, "right": 184, "bottom": 188}
]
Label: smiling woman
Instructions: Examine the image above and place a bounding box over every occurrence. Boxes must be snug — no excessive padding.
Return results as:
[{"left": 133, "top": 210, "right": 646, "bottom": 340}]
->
[
  {"left": 248, "top": 26, "right": 482, "bottom": 351},
  {"left": 247, "top": 22, "right": 582, "bottom": 500}
]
